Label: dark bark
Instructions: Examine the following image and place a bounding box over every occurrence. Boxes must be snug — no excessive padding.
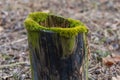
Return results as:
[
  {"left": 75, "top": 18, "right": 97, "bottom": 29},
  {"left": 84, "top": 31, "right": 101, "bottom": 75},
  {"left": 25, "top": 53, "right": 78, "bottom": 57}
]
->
[{"left": 28, "top": 30, "right": 87, "bottom": 80}]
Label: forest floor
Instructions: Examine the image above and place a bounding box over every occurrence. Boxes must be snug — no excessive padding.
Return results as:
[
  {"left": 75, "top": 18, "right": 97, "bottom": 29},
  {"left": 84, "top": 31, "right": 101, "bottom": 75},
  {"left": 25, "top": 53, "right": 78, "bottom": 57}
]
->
[{"left": 0, "top": 0, "right": 120, "bottom": 80}]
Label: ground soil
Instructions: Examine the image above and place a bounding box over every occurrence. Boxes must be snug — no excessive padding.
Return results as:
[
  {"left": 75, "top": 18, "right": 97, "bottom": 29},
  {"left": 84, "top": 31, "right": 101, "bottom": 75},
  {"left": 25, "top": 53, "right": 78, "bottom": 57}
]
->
[{"left": 0, "top": 0, "right": 120, "bottom": 80}]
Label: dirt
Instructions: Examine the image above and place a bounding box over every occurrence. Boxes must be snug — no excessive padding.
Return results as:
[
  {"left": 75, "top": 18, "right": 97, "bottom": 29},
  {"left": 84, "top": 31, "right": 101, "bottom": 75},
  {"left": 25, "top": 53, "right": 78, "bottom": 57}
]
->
[{"left": 0, "top": 0, "right": 120, "bottom": 80}]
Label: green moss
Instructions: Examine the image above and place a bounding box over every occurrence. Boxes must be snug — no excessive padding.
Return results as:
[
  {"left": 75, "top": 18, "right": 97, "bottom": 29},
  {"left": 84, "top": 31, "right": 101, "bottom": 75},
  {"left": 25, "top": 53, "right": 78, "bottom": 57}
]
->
[
  {"left": 60, "top": 36, "right": 76, "bottom": 57},
  {"left": 28, "top": 31, "right": 39, "bottom": 47},
  {"left": 27, "top": 31, "right": 41, "bottom": 80},
  {"left": 28, "top": 12, "right": 48, "bottom": 23},
  {"left": 83, "top": 33, "right": 89, "bottom": 80},
  {"left": 24, "top": 12, "right": 88, "bottom": 37}
]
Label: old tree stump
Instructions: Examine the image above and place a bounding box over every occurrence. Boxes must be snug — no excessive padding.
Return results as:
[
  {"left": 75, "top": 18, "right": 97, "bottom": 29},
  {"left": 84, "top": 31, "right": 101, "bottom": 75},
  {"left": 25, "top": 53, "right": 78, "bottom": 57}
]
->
[{"left": 24, "top": 12, "right": 89, "bottom": 80}]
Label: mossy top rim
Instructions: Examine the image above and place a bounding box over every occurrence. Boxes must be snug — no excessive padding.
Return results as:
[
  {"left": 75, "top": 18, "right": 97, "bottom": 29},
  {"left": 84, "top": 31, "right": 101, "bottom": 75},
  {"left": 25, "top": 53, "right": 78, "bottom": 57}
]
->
[{"left": 24, "top": 12, "right": 88, "bottom": 37}]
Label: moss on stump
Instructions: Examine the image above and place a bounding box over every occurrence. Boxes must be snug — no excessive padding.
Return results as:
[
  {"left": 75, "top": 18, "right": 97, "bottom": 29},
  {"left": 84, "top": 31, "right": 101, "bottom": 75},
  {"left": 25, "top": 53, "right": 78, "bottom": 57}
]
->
[
  {"left": 24, "top": 12, "right": 89, "bottom": 80},
  {"left": 24, "top": 12, "right": 88, "bottom": 37}
]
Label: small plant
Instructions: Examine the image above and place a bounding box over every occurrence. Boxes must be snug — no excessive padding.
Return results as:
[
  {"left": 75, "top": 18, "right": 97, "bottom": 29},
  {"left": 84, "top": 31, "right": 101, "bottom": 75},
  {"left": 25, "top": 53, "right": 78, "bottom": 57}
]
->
[
  {"left": 13, "top": 72, "right": 21, "bottom": 80},
  {"left": 94, "top": 50, "right": 111, "bottom": 62}
]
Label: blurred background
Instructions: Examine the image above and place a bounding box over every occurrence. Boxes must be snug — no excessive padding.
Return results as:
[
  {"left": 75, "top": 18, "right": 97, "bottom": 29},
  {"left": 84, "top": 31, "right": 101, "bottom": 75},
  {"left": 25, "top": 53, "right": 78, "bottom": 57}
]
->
[{"left": 0, "top": 0, "right": 120, "bottom": 80}]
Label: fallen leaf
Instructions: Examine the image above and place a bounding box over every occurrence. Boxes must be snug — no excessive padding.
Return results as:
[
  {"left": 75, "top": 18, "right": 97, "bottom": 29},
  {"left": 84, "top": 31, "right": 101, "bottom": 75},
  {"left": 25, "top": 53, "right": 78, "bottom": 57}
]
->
[
  {"left": 102, "top": 55, "right": 115, "bottom": 67},
  {"left": 117, "top": 76, "right": 120, "bottom": 79},
  {"left": 112, "top": 77, "right": 117, "bottom": 80},
  {"left": 112, "top": 75, "right": 120, "bottom": 80},
  {"left": 102, "top": 54, "right": 120, "bottom": 67},
  {"left": 111, "top": 54, "right": 120, "bottom": 63},
  {"left": 0, "top": 26, "right": 4, "bottom": 32}
]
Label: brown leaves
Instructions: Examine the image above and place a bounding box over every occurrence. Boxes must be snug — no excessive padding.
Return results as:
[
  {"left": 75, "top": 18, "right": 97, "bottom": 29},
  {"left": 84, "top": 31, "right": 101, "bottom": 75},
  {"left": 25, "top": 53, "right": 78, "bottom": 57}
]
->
[
  {"left": 112, "top": 76, "right": 120, "bottom": 80},
  {"left": 0, "top": 27, "right": 4, "bottom": 32},
  {"left": 102, "top": 54, "right": 120, "bottom": 67}
]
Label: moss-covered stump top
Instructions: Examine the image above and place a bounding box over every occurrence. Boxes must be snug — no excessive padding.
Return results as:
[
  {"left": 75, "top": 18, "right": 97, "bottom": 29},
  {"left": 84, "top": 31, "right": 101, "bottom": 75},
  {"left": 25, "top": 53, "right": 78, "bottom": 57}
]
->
[{"left": 24, "top": 12, "right": 88, "bottom": 37}]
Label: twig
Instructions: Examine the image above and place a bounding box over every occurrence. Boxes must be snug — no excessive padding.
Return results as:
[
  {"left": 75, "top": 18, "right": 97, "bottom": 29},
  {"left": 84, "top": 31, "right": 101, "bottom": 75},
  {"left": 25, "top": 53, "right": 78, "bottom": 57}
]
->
[
  {"left": 1, "top": 75, "right": 13, "bottom": 79},
  {"left": 81, "top": 0, "right": 85, "bottom": 12},
  {"left": 0, "top": 37, "right": 27, "bottom": 48},
  {"left": 4, "top": 17, "right": 25, "bottom": 28},
  {"left": 0, "top": 62, "right": 29, "bottom": 69},
  {"left": 88, "top": 63, "right": 100, "bottom": 73}
]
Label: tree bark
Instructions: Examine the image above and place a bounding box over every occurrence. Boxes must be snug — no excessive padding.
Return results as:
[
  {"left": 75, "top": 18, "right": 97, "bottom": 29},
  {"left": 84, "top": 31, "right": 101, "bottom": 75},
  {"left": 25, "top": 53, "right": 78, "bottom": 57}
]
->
[
  {"left": 28, "top": 31, "right": 87, "bottom": 80},
  {"left": 25, "top": 12, "right": 88, "bottom": 80}
]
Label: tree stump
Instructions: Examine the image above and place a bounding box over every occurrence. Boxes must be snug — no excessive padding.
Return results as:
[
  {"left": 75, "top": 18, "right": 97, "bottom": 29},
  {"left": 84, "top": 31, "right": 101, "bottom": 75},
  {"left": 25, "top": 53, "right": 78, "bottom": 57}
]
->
[{"left": 24, "top": 12, "right": 89, "bottom": 80}]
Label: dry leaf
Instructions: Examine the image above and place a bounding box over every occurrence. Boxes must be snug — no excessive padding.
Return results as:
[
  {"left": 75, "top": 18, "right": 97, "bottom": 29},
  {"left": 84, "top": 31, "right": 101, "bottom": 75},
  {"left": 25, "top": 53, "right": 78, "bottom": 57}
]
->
[
  {"left": 0, "top": 26, "right": 4, "bottom": 32},
  {"left": 102, "top": 55, "right": 115, "bottom": 67},
  {"left": 112, "top": 77, "right": 117, "bottom": 80},
  {"left": 111, "top": 54, "right": 120, "bottom": 63},
  {"left": 117, "top": 76, "right": 120, "bottom": 79},
  {"left": 112, "top": 76, "right": 120, "bottom": 80},
  {"left": 102, "top": 54, "right": 120, "bottom": 67},
  {"left": 100, "top": 0, "right": 108, "bottom": 3}
]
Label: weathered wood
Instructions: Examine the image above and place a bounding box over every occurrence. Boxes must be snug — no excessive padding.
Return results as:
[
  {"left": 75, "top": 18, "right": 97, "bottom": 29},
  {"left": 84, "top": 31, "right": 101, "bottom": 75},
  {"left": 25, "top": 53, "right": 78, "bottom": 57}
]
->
[
  {"left": 25, "top": 12, "right": 88, "bottom": 80},
  {"left": 28, "top": 31, "right": 87, "bottom": 80}
]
